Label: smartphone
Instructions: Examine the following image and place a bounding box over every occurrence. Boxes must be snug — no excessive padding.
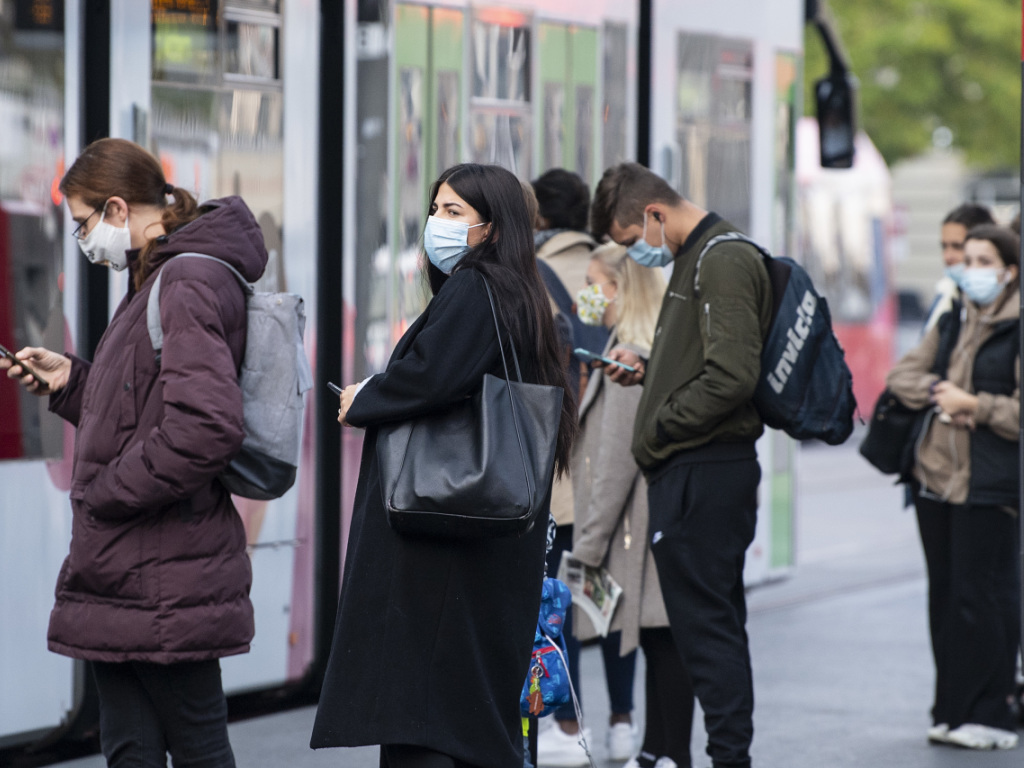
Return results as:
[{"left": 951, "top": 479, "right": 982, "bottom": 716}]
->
[
  {"left": 573, "top": 347, "right": 638, "bottom": 373},
  {"left": 327, "top": 381, "right": 343, "bottom": 396},
  {"left": 0, "top": 343, "right": 48, "bottom": 388}
]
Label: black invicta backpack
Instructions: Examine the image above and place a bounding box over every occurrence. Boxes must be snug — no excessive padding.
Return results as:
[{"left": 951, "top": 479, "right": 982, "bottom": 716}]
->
[{"left": 695, "top": 233, "right": 856, "bottom": 445}]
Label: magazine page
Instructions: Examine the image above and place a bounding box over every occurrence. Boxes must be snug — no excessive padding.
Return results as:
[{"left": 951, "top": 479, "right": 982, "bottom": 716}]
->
[{"left": 556, "top": 551, "right": 623, "bottom": 637}]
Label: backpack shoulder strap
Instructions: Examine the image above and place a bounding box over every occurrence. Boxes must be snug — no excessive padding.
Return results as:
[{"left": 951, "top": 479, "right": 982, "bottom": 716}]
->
[
  {"left": 536, "top": 259, "right": 573, "bottom": 315},
  {"left": 694, "top": 232, "right": 772, "bottom": 297},
  {"left": 146, "top": 252, "right": 255, "bottom": 363}
]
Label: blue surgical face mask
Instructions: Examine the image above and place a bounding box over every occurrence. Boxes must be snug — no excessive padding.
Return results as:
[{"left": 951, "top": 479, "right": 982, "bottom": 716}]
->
[
  {"left": 960, "top": 267, "right": 1006, "bottom": 306},
  {"left": 626, "top": 212, "right": 673, "bottom": 268},
  {"left": 944, "top": 263, "right": 965, "bottom": 287},
  {"left": 424, "top": 216, "right": 486, "bottom": 274}
]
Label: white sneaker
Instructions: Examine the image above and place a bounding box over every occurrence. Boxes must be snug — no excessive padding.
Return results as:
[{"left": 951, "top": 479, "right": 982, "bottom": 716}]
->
[
  {"left": 606, "top": 722, "right": 638, "bottom": 761},
  {"left": 945, "top": 723, "right": 1019, "bottom": 750},
  {"left": 622, "top": 755, "right": 677, "bottom": 768},
  {"left": 537, "top": 723, "right": 593, "bottom": 768},
  {"left": 926, "top": 723, "right": 951, "bottom": 743}
]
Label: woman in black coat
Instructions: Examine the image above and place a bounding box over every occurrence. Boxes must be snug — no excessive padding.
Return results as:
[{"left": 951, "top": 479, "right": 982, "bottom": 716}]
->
[{"left": 311, "top": 164, "right": 577, "bottom": 768}]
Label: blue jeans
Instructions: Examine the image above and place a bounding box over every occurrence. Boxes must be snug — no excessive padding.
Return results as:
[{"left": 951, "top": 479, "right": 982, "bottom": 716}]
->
[
  {"left": 546, "top": 524, "right": 637, "bottom": 721},
  {"left": 91, "top": 659, "right": 235, "bottom": 768}
]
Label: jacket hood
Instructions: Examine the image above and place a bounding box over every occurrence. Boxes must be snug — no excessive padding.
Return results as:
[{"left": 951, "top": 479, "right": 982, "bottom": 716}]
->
[
  {"left": 537, "top": 230, "right": 596, "bottom": 258},
  {"left": 139, "top": 196, "right": 269, "bottom": 283}
]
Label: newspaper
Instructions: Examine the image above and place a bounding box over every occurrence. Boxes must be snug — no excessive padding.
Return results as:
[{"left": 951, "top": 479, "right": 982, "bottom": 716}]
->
[{"left": 557, "top": 551, "right": 623, "bottom": 638}]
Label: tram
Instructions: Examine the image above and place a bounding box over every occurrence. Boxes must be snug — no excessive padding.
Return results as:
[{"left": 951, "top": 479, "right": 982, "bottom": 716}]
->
[{"left": 0, "top": 0, "right": 834, "bottom": 760}]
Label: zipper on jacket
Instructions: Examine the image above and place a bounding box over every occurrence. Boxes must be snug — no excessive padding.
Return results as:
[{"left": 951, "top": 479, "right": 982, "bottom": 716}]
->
[
  {"left": 668, "top": 290, "right": 687, "bottom": 302},
  {"left": 704, "top": 302, "right": 712, "bottom": 339},
  {"left": 623, "top": 514, "right": 632, "bottom": 550}
]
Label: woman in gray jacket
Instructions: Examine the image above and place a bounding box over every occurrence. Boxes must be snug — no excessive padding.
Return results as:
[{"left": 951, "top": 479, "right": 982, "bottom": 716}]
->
[{"left": 570, "top": 244, "right": 694, "bottom": 768}]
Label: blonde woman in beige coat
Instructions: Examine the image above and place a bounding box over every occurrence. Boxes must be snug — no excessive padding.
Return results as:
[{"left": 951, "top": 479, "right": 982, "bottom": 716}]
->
[{"left": 570, "top": 244, "right": 695, "bottom": 768}]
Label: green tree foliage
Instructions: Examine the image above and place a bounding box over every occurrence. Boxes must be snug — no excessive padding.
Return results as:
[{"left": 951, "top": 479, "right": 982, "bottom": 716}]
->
[{"left": 805, "top": 0, "right": 1020, "bottom": 169}]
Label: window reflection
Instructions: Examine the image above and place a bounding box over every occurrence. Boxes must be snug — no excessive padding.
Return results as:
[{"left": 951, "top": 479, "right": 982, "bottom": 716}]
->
[
  {"left": 0, "top": 4, "right": 65, "bottom": 461},
  {"left": 574, "top": 84, "right": 594, "bottom": 183},
  {"left": 676, "top": 33, "right": 753, "bottom": 233},
  {"left": 602, "top": 23, "right": 629, "bottom": 170},
  {"left": 470, "top": 14, "right": 531, "bottom": 178}
]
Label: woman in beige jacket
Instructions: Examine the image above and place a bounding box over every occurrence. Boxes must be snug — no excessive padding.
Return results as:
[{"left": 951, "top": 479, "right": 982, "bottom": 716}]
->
[
  {"left": 571, "top": 244, "right": 694, "bottom": 768},
  {"left": 886, "top": 224, "right": 1021, "bottom": 751}
]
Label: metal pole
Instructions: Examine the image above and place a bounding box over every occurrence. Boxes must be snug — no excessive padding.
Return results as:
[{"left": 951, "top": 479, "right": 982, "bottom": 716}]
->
[{"left": 1018, "top": 5, "right": 1024, "bottom": 678}]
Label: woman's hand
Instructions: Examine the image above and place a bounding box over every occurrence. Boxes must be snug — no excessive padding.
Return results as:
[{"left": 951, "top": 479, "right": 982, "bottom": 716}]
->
[
  {"left": 1, "top": 346, "right": 70, "bottom": 396},
  {"left": 930, "top": 380, "right": 978, "bottom": 422},
  {"left": 337, "top": 383, "right": 361, "bottom": 427},
  {"left": 599, "top": 348, "right": 646, "bottom": 387}
]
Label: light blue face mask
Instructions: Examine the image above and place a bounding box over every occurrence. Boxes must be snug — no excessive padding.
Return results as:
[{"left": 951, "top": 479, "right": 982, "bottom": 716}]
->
[
  {"left": 944, "top": 263, "right": 965, "bottom": 287},
  {"left": 424, "top": 216, "right": 485, "bottom": 274},
  {"left": 626, "top": 212, "right": 673, "bottom": 268},
  {"left": 960, "top": 267, "right": 1006, "bottom": 306}
]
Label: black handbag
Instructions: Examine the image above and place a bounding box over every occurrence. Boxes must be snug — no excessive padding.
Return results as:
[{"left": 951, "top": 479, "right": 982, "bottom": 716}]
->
[
  {"left": 859, "top": 304, "right": 962, "bottom": 479},
  {"left": 376, "top": 275, "right": 564, "bottom": 539}
]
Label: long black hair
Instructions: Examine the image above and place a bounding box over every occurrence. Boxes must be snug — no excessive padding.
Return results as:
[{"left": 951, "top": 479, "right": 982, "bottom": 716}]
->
[{"left": 425, "top": 163, "right": 577, "bottom": 476}]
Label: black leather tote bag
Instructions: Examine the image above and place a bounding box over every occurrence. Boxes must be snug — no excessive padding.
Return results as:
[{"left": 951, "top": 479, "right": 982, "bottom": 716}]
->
[
  {"left": 376, "top": 276, "right": 563, "bottom": 539},
  {"left": 859, "top": 304, "right": 962, "bottom": 479}
]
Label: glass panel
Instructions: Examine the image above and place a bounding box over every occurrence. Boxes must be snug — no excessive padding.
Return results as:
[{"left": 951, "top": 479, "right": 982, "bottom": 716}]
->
[
  {"left": 469, "top": 112, "right": 532, "bottom": 178},
  {"left": 0, "top": 3, "right": 65, "bottom": 461},
  {"left": 436, "top": 70, "right": 460, "bottom": 176},
  {"left": 224, "top": 21, "right": 278, "bottom": 79},
  {"left": 602, "top": 22, "right": 629, "bottom": 169},
  {"left": 152, "top": 0, "right": 219, "bottom": 85},
  {"left": 543, "top": 82, "right": 565, "bottom": 170},
  {"left": 574, "top": 84, "right": 594, "bottom": 182},
  {"left": 396, "top": 67, "right": 428, "bottom": 331},
  {"left": 471, "top": 21, "right": 530, "bottom": 103},
  {"left": 773, "top": 53, "right": 798, "bottom": 258},
  {"left": 676, "top": 33, "right": 753, "bottom": 233}
]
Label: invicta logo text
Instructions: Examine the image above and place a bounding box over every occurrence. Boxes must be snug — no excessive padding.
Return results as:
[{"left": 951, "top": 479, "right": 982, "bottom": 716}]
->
[{"left": 766, "top": 290, "right": 817, "bottom": 394}]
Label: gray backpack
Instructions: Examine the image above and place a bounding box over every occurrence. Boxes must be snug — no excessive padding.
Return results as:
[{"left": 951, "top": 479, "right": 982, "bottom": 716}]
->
[{"left": 147, "top": 252, "right": 313, "bottom": 500}]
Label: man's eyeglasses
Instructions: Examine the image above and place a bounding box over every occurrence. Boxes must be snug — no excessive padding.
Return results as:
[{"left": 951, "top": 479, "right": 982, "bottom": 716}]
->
[{"left": 72, "top": 207, "right": 102, "bottom": 240}]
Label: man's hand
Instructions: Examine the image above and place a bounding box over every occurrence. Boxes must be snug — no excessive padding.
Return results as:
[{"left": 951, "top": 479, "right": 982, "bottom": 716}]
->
[
  {"left": 1, "top": 346, "right": 70, "bottom": 396},
  {"left": 598, "top": 348, "right": 645, "bottom": 387}
]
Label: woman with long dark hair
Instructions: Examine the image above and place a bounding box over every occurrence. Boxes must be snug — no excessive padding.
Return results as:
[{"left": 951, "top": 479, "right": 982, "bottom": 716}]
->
[
  {"left": 311, "top": 164, "right": 577, "bottom": 768},
  {"left": 1, "top": 137, "right": 264, "bottom": 767},
  {"left": 886, "top": 224, "right": 1021, "bottom": 750}
]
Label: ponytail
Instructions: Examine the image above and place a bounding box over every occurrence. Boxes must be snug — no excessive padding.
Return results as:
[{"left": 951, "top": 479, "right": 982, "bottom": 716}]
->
[{"left": 136, "top": 185, "right": 200, "bottom": 289}]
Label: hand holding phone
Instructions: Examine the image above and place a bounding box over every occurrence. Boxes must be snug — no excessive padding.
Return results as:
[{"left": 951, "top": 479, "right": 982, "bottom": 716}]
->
[
  {"left": 0, "top": 343, "right": 49, "bottom": 388},
  {"left": 573, "top": 348, "right": 638, "bottom": 373}
]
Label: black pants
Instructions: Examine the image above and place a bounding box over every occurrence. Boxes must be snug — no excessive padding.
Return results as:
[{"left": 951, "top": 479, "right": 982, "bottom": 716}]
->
[
  {"left": 545, "top": 524, "right": 637, "bottom": 721},
  {"left": 380, "top": 744, "right": 477, "bottom": 768},
  {"left": 91, "top": 659, "right": 234, "bottom": 768},
  {"left": 913, "top": 490, "right": 1021, "bottom": 730},
  {"left": 638, "top": 627, "right": 695, "bottom": 768},
  {"left": 647, "top": 458, "right": 759, "bottom": 768}
]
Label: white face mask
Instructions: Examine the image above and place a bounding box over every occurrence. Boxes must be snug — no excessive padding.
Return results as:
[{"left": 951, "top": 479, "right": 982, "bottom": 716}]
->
[{"left": 77, "top": 205, "right": 131, "bottom": 272}]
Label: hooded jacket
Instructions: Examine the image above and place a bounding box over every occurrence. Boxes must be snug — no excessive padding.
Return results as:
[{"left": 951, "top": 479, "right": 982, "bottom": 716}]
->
[
  {"left": 47, "top": 196, "right": 267, "bottom": 663},
  {"left": 886, "top": 283, "right": 1020, "bottom": 507}
]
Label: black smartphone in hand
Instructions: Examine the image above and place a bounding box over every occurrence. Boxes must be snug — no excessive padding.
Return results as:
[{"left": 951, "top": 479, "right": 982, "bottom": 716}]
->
[{"left": 0, "top": 342, "right": 48, "bottom": 388}]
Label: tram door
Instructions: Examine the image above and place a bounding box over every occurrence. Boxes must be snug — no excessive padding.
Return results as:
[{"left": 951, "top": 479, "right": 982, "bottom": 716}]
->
[{"left": 649, "top": 0, "right": 805, "bottom": 583}]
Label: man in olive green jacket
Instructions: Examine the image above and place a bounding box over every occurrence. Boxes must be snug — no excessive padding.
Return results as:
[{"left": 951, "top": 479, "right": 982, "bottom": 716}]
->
[{"left": 591, "top": 163, "right": 771, "bottom": 768}]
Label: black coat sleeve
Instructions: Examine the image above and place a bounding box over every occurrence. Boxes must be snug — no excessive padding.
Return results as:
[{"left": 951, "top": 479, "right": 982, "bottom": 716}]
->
[{"left": 345, "top": 270, "right": 503, "bottom": 427}]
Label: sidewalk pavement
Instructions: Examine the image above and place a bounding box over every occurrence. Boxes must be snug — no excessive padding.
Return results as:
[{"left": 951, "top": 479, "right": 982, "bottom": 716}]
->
[{"left": 54, "top": 437, "right": 1022, "bottom": 767}]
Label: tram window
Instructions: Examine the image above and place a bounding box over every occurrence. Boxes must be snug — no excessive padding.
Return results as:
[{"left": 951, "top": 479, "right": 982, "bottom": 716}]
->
[
  {"left": 436, "top": 71, "right": 460, "bottom": 176},
  {"left": 469, "top": 112, "right": 532, "bottom": 179},
  {"left": 676, "top": 32, "right": 753, "bottom": 233},
  {"left": 602, "top": 23, "right": 629, "bottom": 170},
  {"left": 543, "top": 83, "right": 566, "bottom": 170},
  {"left": 574, "top": 85, "right": 594, "bottom": 183},
  {"left": 471, "top": 21, "right": 530, "bottom": 103},
  {"left": 225, "top": 22, "right": 279, "bottom": 80}
]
